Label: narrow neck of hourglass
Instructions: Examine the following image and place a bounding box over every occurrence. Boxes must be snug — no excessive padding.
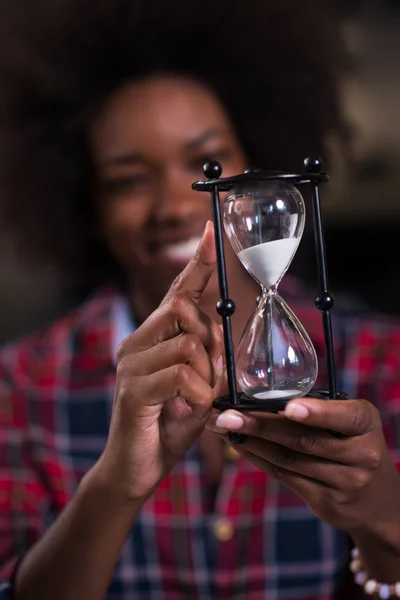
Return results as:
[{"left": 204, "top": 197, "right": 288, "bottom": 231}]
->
[{"left": 260, "top": 285, "right": 278, "bottom": 297}]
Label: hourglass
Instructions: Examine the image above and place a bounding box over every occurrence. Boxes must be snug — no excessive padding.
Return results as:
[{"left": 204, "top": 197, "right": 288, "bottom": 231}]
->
[{"left": 192, "top": 157, "right": 347, "bottom": 418}]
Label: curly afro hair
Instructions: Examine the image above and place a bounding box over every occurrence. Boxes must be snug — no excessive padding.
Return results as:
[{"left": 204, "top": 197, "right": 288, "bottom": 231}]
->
[{"left": 0, "top": 0, "right": 349, "bottom": 280}]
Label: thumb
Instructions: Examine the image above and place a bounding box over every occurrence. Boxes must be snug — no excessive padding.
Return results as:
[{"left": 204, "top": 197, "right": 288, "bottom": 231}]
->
[{"left": 165, "top": 220, "right": 216, "bottom": 304}]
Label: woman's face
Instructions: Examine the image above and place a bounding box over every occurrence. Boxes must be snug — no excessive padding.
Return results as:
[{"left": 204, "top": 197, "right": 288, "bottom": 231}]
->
[{"left": 90, "top": 74, "right": 247, "bottom": 299}]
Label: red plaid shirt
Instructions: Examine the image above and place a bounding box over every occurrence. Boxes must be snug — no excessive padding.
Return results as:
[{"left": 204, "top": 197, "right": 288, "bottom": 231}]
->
[{"left": 0, "top": 283, "right": 400, "bottom": 599}]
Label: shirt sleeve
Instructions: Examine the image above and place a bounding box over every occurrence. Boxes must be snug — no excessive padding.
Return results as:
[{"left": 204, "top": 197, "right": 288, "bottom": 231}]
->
[
  {"left": 0, "top": 353, "right": 49, "bottom": 594},
  {"left": 378, "top": 322, "right": 400, "bottom": 471}
]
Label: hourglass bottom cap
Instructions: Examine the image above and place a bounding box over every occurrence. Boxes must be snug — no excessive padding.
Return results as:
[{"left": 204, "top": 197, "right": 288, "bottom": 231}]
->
[{"left": 213, "top": 390, "right": 349, "bottom": 413}]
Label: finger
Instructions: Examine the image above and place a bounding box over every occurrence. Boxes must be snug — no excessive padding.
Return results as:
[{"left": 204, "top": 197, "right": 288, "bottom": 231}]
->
[
  {"left": 206, "top": 411, "right": 373, "bottom": 466},
  {"left": 119, "top": 333, "right": 218, "bottom": 386},
  {"left": 214, "top": 368, "right": 229, "bottom": 397},
  {"left": 119, "top": 296, "right": 223, "bottom": 370},
  {"left": 160, "top": 396, "right": 213, "bottom": 456},
  {"left": 231, "top": 436, "right": 346, "bottom": 488},
  {"left": 206, "top": 398, "right": 378, "bottom": 439},
  {"left": 164, "top": 220, "right": 216, "bottom": 304},
  {"left": 228, "top": 442, "right": 322, "bottom": 499},
  {"left": 283, "top": 398, "right": 379, "bottom": 436},
  {"left": 126, "top": 364, "right": 215, "bottom": 419}
]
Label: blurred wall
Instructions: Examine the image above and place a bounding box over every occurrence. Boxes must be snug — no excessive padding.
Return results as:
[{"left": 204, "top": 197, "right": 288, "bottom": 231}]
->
[
  {"left": 0, "top": 238, "right": 71, "bottom": 344},
  {"left": 323, "top": 0, "right": 400, "bottom": 315}
]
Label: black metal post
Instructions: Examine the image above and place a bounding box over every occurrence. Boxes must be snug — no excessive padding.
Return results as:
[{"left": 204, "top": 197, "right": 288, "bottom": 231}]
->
[
  {"left": 305, "top": 158, "right": 337, "bottom": 400},
  {"left": 203, "top": 162, "right": 238, "bottom": 407}
]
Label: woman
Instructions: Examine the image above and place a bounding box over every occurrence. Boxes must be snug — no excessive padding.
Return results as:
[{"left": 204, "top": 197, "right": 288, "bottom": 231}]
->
[{"left": 0, "top": 0, "right": 399, "bottom": 599}]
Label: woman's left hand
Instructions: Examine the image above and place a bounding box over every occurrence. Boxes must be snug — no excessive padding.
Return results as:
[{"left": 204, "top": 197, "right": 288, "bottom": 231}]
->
[{"left": 206, "top": 397, "right": 400, "bottom": 538}]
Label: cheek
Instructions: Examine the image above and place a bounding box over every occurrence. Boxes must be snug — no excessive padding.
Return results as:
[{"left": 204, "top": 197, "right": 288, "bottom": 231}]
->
[{"left": 99, "top": 198, "right": 151, "bottom": 260}]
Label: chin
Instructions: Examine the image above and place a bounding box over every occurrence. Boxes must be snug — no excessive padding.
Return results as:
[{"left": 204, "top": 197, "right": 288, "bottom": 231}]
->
[{"left": 129, "top": 255, "right": 220, "bottom": 303}]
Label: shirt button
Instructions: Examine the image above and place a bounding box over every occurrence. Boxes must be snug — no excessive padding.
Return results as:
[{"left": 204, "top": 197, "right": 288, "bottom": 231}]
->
[
  {"left": 224, "top": 445, "right": 241, "bottom": 462},
  {"left": 213, "top": 517, "right": 234, "bottom": 542}
]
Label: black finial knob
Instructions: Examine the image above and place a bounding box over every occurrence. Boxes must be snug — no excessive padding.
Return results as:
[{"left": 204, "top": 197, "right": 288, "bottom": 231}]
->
[
  {"left": 216, "top": 299, "right": 236, "bottom": 317},
  {"left": 315, "top": 291, "right": 335, "bottom": 311},
  {"left": 203, "top": 161, "right": 222, "bottom": 179},
  {"left": 304, "top": 157, "right": 324, "bottom": 174}
]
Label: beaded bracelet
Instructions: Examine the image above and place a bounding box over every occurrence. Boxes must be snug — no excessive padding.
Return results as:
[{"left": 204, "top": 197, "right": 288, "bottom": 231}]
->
[{"left": 350, "top": 547, "right": 400, "bottom": 598}]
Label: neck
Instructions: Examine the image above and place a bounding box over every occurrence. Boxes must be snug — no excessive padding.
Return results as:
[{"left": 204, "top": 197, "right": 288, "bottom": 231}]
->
[{"left": 128, "top": 286, "right": 165, "bottom": 327}]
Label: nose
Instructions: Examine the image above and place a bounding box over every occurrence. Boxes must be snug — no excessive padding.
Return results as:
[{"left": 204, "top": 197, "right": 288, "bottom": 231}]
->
[{"left": 155, "top": 169, "right": 202, "bottom": 223}]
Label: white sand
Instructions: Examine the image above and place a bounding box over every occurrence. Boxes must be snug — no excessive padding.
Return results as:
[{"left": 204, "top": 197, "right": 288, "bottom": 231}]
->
[
  {"left": 253, "top": 389, "right": 301, "bottom": 400},
  {"left": 238, "top": 238, "right": 298, "bottom": 288}
]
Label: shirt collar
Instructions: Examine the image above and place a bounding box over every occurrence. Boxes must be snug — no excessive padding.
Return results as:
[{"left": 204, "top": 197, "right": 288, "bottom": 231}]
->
[{"left": 111, "top": 296, "right": 137, "bottom": 365}]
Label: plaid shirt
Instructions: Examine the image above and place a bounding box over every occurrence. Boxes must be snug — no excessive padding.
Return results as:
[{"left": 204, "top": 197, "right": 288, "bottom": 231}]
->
[{"left": 1, "top": 282, "right": 400, "bottom": 599}]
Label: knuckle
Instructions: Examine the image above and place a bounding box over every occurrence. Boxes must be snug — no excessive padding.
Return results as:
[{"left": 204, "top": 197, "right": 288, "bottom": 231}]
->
[
  {"left": 179, "top": 333, "right": 202, "bottom": 358},
  {"left": 168, "top": 293, "right": 191, "bottom": 319},
  {"left": 116, "top": 338, "right": 131, "bottom": 365},
  {"left": 327, "top": 487, "right": 348, "bottom": 510},
  {"left": 269, "top": 463, "right": 289, "bottom": 481},
  {"left": 174, "top": 363, "right": 191, "bottom": 387},
  {"left": 272, "top": 445, "right": 298, "bottom": 470},
  {"left": 352, "top": 469, "right": 370, "bottom": 490},
  {"left": 116, "top": 354, "right": 131, "bottom": 379},
  {"left": 351, "top": 405, "right": 369, "bottom": 433},
  {"left": 115, "top": 370, "right": 140, "bottom": 405},
  {"left": 365, "top": 445, "right": 382, "bottom": 471},
  {"left": 294, "top": 431, "right": 319, "bottom": 454},
  {"left": 115, "top": 380, "right": 131, "bottom": 403},
  {"left": 213, "top": 323, "right": 224, "bottom": 345}
]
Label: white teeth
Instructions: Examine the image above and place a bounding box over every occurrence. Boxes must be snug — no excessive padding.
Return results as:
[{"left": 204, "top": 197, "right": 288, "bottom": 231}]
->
[{"left": 164, "top": 237, "right": 202, "bottom": 261}]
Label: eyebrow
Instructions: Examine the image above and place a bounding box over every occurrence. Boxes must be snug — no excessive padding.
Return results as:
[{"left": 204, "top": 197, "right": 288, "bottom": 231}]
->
[
  {"left": 185, "top": 129, "right": 222, "bottom": 150},
  {"left": 101, "top": 152, "right": 144, "bottom": 167},
  {"left": 100, "top": 129, "right": 223, "bottom": 167}
]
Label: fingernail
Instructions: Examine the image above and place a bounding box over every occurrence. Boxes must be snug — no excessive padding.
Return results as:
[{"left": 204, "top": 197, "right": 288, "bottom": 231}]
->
[
  {"left": 215, "top": 354, "right": 224, "bottom": 376},
  {"left": 285, "top": 402, "right": 310, "bottom": 420},
  {"left": 215, "top": 411, "right": 244, "bottom": 430},
  {"left": 205, "top": 415, "right": 227, "bottom": 434},
  {"left": 197, "top": 221, "right": 210, "bottom": 247},
  {"left": 204, "top": 220, "right": 213, "bottom": 237}
]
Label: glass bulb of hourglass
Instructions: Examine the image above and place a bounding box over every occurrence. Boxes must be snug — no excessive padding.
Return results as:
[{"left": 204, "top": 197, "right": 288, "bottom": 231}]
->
[
  {"left": 223, "top": 180, "right": 318, "bottom": 404},
  {"left": 236, "top": 294, "right": 318, "bottom": 402}
]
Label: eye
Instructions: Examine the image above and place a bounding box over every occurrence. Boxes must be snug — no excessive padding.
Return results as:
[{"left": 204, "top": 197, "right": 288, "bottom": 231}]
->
[{"left": 101, "top": 174, "right": 152, "bottom": 200}]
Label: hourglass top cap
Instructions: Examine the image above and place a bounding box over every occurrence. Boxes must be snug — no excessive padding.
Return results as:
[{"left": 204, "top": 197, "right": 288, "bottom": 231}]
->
[{"left": 192, "top": 157, "right": 329, "bottom": 193}]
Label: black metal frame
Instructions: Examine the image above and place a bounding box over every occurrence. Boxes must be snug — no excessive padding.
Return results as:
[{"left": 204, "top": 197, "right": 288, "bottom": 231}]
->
[{"left": 192, "top": 157, "right": 346, "bottom": 421}]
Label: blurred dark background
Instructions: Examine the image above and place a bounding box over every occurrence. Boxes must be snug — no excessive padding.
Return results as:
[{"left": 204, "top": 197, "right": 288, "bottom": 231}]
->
[
  {"left": 0, "top": 0, "right": 399, "bottom": 343},
  {"left": 324, "top": 0, "right": 400, "bottom": 315}
]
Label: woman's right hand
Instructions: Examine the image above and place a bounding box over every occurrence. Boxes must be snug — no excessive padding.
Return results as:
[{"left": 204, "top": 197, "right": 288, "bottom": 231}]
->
[{"left": 94, "top": 221, "right": 224, "bottom": 502}]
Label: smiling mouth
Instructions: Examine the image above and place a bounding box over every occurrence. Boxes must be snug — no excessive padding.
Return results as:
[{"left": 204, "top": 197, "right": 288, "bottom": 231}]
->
[{"left": 162, "top": 236, "right": 202, "bottom": 262}]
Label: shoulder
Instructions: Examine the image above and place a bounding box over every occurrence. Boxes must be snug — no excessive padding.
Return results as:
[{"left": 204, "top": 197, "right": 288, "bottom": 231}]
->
[
  {"left": 286, "top": 275, "right": 400, "bottom": 352},
  {"left": 0, "top": 285, "right": 120, "bottom": 390},
  {"left": 288, "top": 277, "right": 400, "bottom": 406},
  {"left": 335, "top": 310, "right": 400, "bottom": 410},
  {"left": 338, "top": 309, "right": 400, "bottom": 352}
]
